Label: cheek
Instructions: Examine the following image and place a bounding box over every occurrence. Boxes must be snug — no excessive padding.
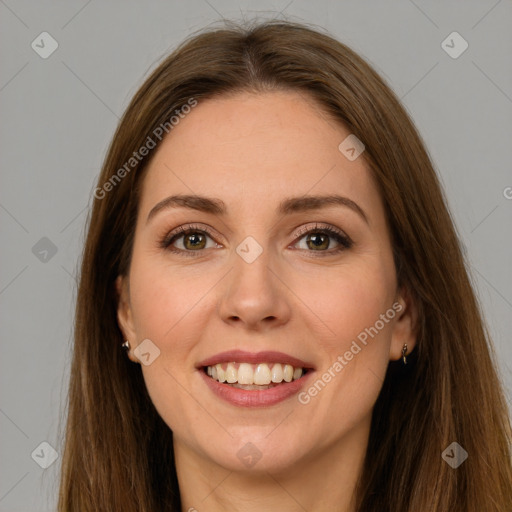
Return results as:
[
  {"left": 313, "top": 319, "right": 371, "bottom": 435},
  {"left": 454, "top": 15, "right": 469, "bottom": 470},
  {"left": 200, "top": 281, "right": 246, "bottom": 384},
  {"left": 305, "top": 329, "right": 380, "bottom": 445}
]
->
[
  {"left": 128, "top": 252, "right": 209, "bottom": 341},
  {"left": 299, "top": 277, "right": 396, "bottom": 442},
  {"left": 298, "top": 257, "right": 396, "bottom": 419},
  {"left": 127, "top": 256, "right": 214, "bottom": 432},
  {"left": 129, "top": 286, "right": 204, "bottom": 438},
  {"left": 306, "top": 261, "right": 396, "bottom": 352}
]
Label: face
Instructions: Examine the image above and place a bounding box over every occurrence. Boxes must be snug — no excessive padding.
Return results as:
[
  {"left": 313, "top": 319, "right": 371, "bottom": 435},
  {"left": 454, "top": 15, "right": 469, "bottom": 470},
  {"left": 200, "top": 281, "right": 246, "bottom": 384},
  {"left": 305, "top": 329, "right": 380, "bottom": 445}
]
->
[{"left": 116, "top": 90, "right": 416, "bottom": 475}]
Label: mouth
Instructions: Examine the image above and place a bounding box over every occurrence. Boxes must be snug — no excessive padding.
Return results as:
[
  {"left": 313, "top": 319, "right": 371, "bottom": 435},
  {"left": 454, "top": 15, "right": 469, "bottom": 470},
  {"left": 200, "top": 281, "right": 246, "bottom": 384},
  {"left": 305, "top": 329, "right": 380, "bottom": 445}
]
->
[
  {"left": 197, "top": 350, "right": 315, "bottom": 407},
  {"left": 203, "top": 362, "right": 310, "bottom": 389}
]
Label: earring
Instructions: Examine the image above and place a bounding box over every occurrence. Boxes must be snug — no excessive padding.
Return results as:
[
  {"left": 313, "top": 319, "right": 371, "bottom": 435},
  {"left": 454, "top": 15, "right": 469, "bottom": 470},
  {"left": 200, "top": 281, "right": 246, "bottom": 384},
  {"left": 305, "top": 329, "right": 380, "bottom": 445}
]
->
[
  {"left": 402, "top": 344, "right": 408, "bottom": 365},
  {"left": 121, "top": 340, "right": 130, "bottom": 351}
]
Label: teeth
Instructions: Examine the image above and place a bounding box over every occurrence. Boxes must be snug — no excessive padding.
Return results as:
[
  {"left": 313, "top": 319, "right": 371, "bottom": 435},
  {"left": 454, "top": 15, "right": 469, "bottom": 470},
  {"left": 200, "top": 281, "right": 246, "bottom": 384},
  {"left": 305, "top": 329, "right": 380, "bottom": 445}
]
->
[
  {"left": 271, "top": 363, "right": 283, "bottom": 382},
  {"left": 254, "top": 363, "right": 271, "bottom": 385},
  {"left": 206, "top": 362, "right": 305, "bottom": 385},
  {"left": 237, "top": 363, "right": 253, "bottom": 385},
  {"left": 225, "top": 362, "right": 237, "bottom": 383},
  {"left": 283, "top": 364, "right": 293, "bottom": 382},
  {"left": 216, "top": 365, "right": 226, "bottom": 383}
]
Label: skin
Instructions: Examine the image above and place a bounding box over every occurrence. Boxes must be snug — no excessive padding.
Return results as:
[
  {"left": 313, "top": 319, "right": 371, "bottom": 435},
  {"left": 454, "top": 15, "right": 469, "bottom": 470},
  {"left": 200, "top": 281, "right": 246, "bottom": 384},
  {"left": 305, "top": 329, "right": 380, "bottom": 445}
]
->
[{"left": 116, "top": 90, "right": 417, "bottom": 512}]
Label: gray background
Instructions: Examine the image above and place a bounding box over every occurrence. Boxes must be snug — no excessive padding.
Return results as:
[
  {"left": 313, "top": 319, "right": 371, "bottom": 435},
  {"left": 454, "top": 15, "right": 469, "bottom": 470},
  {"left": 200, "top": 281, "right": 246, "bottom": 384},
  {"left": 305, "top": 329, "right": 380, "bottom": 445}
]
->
[{"left": 1, "top": 1, "right": 511, "bottom": 510}]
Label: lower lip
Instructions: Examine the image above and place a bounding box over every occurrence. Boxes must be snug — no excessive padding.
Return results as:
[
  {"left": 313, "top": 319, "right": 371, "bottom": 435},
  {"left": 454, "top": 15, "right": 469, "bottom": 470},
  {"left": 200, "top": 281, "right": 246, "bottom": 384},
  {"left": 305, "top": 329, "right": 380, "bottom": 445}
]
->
[{"left": 199, "top": 369, "right": 314, "bottom": 407}]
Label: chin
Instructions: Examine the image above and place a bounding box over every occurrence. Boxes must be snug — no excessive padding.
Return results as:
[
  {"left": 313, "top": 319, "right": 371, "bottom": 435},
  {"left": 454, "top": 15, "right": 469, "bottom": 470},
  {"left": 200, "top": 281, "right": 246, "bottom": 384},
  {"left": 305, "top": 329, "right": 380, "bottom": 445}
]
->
[{"left": 196, "top": 428, "right": 313, "bottom": 474}]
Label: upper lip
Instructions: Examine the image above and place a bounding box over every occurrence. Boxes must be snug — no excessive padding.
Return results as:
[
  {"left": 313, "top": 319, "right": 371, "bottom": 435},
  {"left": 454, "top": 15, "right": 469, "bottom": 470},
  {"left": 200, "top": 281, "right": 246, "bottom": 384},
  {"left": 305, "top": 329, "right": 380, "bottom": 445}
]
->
[{"left": 197, "top": 350, "right": 315, "bottom": 370}]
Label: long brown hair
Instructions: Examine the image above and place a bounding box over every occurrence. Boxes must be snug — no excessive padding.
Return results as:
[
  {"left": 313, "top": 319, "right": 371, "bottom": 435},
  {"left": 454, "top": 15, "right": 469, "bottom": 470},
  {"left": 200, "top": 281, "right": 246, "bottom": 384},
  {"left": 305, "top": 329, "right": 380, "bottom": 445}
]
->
[{"left": 57, "top": 19, "right": 512, "bottom": 511}]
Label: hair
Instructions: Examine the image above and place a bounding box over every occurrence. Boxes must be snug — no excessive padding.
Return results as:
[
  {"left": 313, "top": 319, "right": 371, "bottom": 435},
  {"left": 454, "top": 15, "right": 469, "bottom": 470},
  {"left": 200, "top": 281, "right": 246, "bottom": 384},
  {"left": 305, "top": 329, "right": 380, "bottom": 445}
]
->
[{"left": 57, "top": 18, "right": 512, "bottom": 511}]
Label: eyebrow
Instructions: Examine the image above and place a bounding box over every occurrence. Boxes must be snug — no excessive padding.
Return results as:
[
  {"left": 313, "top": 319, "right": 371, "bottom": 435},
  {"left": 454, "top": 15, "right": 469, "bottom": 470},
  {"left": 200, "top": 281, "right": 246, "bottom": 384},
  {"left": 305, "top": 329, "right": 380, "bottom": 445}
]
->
[{"left": 146, "top": 194, "right": 368, "bottom": 224}]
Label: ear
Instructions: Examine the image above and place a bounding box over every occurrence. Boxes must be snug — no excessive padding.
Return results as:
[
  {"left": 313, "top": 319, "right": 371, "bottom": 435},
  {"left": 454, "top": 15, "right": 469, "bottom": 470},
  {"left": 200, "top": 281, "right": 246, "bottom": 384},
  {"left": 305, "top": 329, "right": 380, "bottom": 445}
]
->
[
  {"left": 115, "top": 275, "right": 139, "bottom": 364},
  {"left": 389, "top": 285, "right": 418, "bottom": 361}
]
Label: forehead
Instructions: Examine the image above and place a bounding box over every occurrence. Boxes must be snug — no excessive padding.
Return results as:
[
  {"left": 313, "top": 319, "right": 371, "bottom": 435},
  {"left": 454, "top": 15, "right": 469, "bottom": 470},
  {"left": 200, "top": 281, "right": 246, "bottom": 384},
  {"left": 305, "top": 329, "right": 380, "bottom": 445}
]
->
[{"left": 139, "top": 90, "right": 381, "bottom": 219}]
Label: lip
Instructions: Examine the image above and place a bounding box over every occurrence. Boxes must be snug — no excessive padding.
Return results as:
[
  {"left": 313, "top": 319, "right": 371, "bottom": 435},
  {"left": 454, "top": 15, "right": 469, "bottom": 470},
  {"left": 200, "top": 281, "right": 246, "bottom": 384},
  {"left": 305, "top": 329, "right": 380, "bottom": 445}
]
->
[
  {"left": 196, "top": 350, "right": 315, "bottom": 370},
  {"left": 199, "top": 368, "right": 315, "bottom": 407},
  {"left": 196, "top": 350, "right": 316, "bottom": 408}
]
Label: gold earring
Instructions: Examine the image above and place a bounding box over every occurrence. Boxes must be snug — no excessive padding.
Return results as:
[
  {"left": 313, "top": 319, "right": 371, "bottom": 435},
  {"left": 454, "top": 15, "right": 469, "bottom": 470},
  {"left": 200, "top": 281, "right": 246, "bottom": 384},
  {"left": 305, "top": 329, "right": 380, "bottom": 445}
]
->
[{"left": 402, "top": 344, "right": 408, "bottom": 365}]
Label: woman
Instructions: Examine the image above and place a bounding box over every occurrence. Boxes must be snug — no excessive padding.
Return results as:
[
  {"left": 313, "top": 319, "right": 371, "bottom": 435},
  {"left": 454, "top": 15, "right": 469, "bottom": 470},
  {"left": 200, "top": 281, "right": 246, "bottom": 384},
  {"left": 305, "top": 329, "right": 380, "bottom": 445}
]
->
[{"left": 57, "top": 19, "right": 512, "bottom": 511}]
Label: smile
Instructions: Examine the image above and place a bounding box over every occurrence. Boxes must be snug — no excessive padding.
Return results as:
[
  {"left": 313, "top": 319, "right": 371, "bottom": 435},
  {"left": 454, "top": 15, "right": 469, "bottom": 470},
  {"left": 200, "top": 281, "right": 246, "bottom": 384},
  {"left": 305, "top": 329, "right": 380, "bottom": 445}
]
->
[
  {"left": 197, "top": 350, "right": 315, "bottom": 407},
  {"left": 205, "top": 362, "right": 306, "bottom": 388}
]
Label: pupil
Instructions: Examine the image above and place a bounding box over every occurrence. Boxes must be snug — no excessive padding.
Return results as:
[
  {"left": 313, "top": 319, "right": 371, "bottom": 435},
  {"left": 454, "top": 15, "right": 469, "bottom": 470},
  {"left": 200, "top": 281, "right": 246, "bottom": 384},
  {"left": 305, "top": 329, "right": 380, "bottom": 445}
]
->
[
  {"left": 187, "top": 233, "right": 204, "bottom": 249},
  {"left": 308, "top": 233, "right": 328, "bottom": 249}
]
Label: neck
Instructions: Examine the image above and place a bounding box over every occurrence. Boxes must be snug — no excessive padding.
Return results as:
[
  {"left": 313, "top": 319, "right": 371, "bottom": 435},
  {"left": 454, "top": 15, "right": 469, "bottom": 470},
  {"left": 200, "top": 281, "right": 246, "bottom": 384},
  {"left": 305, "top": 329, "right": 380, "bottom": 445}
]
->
[{"left": 174, "top": 416, "right": 370, "bottom": 512}]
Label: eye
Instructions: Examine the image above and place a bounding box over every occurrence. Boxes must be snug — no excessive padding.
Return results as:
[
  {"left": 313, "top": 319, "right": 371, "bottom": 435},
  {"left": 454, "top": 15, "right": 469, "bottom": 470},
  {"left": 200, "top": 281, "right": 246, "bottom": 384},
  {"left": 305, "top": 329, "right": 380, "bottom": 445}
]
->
[
  {"left": 159, "top": 224, "right": 220, "bottom": 255},
  {"left": 292, "top": 223, "right": 352, "bottom": 255},
  {"left": 159, "top": 222, "right": 353, "bottom": 257}
]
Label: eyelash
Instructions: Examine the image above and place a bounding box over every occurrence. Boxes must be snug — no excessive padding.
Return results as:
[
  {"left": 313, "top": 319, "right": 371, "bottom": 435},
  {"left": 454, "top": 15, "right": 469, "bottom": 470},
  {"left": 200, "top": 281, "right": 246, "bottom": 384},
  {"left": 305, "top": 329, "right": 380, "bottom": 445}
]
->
[{"left": 159, "top": 223, "right": 353, "bottom": 258}]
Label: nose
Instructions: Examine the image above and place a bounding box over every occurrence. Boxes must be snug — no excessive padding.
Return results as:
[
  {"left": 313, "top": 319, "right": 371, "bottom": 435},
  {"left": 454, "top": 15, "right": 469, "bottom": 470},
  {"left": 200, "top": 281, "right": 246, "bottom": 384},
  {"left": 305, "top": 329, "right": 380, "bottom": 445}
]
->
[{"left": 217, "top": 247, "right": 292, "bottom": 331}]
